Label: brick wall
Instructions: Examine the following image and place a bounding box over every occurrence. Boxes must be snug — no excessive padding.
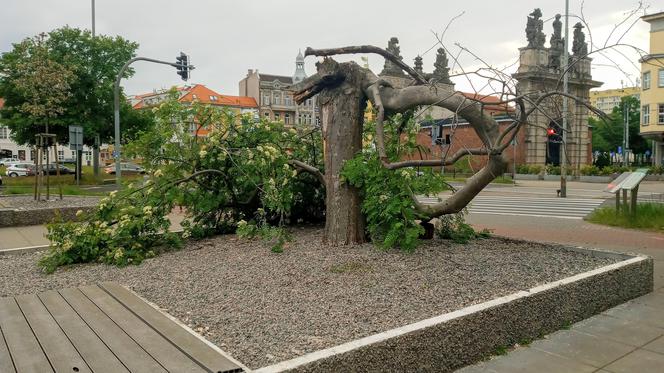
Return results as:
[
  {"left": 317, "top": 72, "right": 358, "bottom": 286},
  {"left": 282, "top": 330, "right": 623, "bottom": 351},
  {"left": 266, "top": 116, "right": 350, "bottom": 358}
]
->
[{"left": 410, "top": 120, "right": 526, "bottom": 172}]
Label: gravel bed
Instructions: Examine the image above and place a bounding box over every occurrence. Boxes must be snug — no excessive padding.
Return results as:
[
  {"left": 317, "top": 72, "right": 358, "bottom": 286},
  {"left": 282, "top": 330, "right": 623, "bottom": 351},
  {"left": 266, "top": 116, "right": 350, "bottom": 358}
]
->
[
  {"left": 0, "top": 228, "right": 621, "bottom": 369},
  {"left": 0, "top": 195, "right": 100, "bottom": 210}
]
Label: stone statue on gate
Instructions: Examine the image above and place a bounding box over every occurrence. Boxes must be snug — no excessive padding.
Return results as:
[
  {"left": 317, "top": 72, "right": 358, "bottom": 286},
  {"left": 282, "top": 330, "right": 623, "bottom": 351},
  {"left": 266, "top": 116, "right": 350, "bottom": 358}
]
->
[{"left": 526, "top": 8, "right": 546, "bottom": 48}]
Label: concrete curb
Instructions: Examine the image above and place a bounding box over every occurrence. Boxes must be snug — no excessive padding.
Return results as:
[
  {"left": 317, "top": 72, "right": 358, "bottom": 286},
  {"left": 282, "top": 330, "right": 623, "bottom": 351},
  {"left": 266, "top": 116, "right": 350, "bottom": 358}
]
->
[
  {"left": 255, "top": 248, "right": 653, "bottom": 373},
  {"left": 0, "top": 244, "right": 49, "bottom": 256}
]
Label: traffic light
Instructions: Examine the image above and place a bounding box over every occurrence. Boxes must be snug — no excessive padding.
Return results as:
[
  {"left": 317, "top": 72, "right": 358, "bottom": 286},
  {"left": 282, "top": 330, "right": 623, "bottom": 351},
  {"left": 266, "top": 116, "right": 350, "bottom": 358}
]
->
[
  {"left": 546, "top": 123, "right": 562, "bottom": 143},
  {"left": 176, "top": 52, "right": 189, "bottom": 81}
]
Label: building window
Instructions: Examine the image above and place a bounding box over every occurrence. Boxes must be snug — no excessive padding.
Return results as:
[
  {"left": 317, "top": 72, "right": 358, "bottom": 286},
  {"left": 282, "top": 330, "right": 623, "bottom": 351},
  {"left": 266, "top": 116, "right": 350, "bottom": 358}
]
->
[
  {"left": 209, "top": 95, "right": 218, "bottom": 101},
  {"left": 0, "top": 126, "right": 8, "bottom": 139},
  {"left": 659, "top": 104, "right": 664, "bottom": 124},
  {"left": 285, "top": 113, "right": 290, "bottom": 125},
  {"left": 275, "top": 113, "right": 280, "bottom": 121},
  {"left": 57, "top": 150, "right": 64, "bottom": 161},
  {"left": 659, "top": 69, "right": 664, "bottom": 88},
  {"left": 192, "top": 94, "right": 198, "bottom": 100},
  {"left": 274, "top": 92, "right": 281, "bottom": 106},
  {"left": 284, "top": 95, "right": 292, "bottom": 106},
  {"left": 262, "top": 92, "right": 270, "bottom": 105},
  {"left": 263, "top": 111, "right": 270, "bottom": 118},
  {"left": 642, "top": 104, "right": 650, "bottom": 125},
  {"left": 643, "top": 71, "right": 651, "bottom": 90}
]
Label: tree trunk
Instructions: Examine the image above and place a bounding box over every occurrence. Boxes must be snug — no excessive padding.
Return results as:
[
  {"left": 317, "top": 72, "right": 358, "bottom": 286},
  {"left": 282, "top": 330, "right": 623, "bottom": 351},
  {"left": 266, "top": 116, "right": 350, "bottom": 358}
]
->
[{"left": 317, "top": 64, "right": 367, "bottom": 245}]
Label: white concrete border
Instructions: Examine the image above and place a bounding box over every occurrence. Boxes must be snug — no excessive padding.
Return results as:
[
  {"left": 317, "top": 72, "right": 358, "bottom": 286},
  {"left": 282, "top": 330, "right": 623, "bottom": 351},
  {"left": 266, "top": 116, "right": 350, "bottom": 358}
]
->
[{"left": 254, "top": 254, "right": 649, "bottom": 373}]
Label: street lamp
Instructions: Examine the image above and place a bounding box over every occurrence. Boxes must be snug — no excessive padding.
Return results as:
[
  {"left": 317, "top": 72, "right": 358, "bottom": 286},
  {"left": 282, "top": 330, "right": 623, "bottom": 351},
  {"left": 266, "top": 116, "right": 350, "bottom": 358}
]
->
[
  {"left": 560, "top": 0, "right": 569, "bottom": 198},
  {"left": 113, "top": 54, "right": 193, "bottom": 185}
]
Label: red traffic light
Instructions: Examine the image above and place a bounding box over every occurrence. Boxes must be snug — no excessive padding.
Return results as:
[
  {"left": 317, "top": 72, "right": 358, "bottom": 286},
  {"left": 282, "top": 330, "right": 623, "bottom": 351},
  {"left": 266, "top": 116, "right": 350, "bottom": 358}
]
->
[{"left": 547, "top": 128, "right": 556, "bottom": 136}]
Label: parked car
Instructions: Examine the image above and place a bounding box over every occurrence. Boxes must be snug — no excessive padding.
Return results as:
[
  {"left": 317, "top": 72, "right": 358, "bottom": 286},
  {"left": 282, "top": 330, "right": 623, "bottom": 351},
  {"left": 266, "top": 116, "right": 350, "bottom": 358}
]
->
[
  {"left": 38, "top": 164, "right": 74, "bottom": 175},
  {"left": 104, "top": 162, "right": 145, "bottom": 175},
  {"left": 0, "top": 158, "right": 16, "bottom": 167},
  {"left": 5, "top": 163, "right": 35, "bottom": 177}
]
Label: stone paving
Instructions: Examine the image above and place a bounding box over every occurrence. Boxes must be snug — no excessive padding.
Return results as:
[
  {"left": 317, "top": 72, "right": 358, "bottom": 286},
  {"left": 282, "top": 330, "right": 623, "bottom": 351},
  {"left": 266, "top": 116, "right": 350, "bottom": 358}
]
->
[{"left": 459, "top": 210, "right": 664, "bottom": 372}]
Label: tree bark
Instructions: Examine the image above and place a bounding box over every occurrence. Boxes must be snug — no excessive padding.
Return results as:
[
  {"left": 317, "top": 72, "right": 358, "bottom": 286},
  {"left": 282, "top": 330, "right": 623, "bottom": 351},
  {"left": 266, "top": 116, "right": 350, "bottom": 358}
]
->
[{"left": 294, "top": 59, "right": 367, "bottom": 244}]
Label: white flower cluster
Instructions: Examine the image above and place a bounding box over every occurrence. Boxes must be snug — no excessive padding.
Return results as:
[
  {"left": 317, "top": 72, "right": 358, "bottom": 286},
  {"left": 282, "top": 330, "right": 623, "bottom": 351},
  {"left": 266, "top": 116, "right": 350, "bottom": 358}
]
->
[{"left": 256, "top": 145, "right": 279, "bottom": 162}]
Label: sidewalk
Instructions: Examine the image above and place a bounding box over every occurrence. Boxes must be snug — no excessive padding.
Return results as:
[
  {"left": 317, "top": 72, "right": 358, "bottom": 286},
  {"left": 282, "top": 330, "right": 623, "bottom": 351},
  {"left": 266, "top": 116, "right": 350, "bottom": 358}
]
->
[
  {"left": 458, "top": 215, "right": 664, "bottom": 372},
  {"left": 0, "top": 211, "right": 186, "bottom": 252}
]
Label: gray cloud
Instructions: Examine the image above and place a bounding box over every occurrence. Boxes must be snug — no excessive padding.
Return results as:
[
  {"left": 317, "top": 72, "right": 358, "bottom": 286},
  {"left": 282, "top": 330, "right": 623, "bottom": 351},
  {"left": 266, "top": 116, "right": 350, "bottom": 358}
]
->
[{"left": 1, "top": 0, "right": 653, "bottom": 96}]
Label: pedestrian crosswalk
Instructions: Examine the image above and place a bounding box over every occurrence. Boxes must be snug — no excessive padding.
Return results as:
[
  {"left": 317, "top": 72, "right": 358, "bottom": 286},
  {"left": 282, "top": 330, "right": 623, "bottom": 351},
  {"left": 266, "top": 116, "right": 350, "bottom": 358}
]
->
[{"left": 418, "top": 195, "right": 605, "bottom": 220}]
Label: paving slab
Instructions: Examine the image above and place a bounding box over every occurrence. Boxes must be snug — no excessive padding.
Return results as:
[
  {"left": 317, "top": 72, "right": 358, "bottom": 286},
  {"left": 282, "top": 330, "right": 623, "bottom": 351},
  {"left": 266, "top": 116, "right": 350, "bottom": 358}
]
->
[
  {"left": 642, "top": 335, "right": 664, "bottom": 355},
  {"left": 602, "top": 302, "right": 664, "bottom": 329},
  {"left": 602, "top": 348, "right": 664, "bottom": 373},
  {"left": 572, "top": 314, "right": 664, "bottom": 347},
  {"left": 631, "top": 287, "right": 664, "bottom": 308},
  {"left": 470, "top": 346, "right": 597, "bottom": 373},
  {"left": 530, "top": 330, "right": 635, "bottom": 368}
]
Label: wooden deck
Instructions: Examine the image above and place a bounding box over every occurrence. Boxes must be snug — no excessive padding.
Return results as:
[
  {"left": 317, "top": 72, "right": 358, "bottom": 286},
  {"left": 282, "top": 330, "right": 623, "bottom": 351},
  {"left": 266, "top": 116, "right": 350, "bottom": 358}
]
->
[{"left": 0, "top": 282, "right": 244, "bottom": 373}]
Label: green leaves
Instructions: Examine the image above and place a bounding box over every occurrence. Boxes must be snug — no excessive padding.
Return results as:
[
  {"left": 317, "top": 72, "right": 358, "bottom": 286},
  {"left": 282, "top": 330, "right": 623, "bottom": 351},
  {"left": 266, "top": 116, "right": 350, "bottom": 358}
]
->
[
  {"left": 342, "top": 115, "right": 448, "bottom": 251},
  {"left": 41, "top": 95, "right": 325, "bottom": 272},
  {"left": 0, "top": 26, "right": 144, "bottom": 146}
]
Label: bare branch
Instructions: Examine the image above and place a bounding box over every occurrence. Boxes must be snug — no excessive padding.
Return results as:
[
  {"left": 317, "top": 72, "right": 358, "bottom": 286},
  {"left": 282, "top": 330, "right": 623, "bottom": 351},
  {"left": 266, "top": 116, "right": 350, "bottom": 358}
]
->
[{"left": 304, "top": 46, "right": 428, "bottom": 84}]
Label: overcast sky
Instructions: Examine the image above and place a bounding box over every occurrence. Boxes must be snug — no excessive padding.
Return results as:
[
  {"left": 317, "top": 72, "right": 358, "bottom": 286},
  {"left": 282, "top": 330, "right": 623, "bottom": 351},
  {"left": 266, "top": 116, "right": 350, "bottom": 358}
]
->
[{"left": 1, "top": 1, "right": 658, "bottom": 97}]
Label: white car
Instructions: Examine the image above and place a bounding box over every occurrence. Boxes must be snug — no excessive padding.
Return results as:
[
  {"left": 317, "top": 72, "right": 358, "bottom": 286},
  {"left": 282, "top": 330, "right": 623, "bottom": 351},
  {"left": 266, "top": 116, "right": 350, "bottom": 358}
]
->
[
  {"left": 5, "top": 163, "right": 35, "bottom": 177},
  {"left": 0, "top": 158, "right": 16, "bottom": 167}
]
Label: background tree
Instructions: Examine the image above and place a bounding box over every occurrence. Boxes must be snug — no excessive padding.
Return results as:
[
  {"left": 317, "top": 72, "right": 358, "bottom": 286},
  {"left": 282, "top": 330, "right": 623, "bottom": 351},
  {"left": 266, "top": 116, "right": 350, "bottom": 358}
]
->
[
  {"left": 8, "top": 34, "right": 75, "bottom": 135},
  {"left": 590, "top": 96, "right": 647, "bottom": 155},
  {"left": 0, "top": 27, "right": 149, "bottom": 147}
]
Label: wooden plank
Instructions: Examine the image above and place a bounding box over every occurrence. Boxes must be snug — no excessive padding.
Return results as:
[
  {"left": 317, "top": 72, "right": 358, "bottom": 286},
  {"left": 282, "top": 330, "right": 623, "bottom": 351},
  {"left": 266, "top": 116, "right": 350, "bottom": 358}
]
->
[
  {"left": 79, "top": 285, "right": 206, "bottom": 373},
  {"left": 59, "top": 288, "right": 167, "bottom": 373},
  {"left": 0, "top": 297, "right": 53, "bottom": 373},
  {"left": 100, "top": 282, "right": 245, "bottom": 373},
  {"left": 38, "top": 290, "right": 129, "bottom": 373},
  {"left": 0, "top": 325, "right": 17, "bottom": 373},
  {"left": 15, "top": 294, "right": 90, "bottom": 373}
]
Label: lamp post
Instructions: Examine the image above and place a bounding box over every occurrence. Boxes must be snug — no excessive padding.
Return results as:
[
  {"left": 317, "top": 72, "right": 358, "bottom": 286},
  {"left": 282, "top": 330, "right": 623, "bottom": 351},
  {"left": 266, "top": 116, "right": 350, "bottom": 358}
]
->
[
  {"left": 113, "top": 55, "right": 192, "bottom": 185},
  {"left": 560, "top": 0, "right": 569, "bottom": 198}
]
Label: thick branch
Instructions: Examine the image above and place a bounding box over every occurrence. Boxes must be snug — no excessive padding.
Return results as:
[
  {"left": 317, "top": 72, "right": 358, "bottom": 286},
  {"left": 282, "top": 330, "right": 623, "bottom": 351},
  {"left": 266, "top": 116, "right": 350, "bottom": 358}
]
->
[
  {"left": 305, "top": 46, "right": 428, "bottom": 85},
  {"left": 383, "top": 148, "right": 488, "bottom": 170},
  {"left": 289, "top": 160, "right": 325, "bottom": 185},
  {"left": 412, "top": 154, "right": 507, "bottom": 218}
]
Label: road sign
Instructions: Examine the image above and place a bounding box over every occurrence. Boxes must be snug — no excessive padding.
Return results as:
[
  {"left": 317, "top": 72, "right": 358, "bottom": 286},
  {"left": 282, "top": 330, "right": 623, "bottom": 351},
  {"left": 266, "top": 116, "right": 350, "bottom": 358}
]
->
[
  {"left": 68, "top": 125, "right": 83, "bottom": 151},
  {"left": 617, "top": 146, "right": 622, "bottom": 154}
]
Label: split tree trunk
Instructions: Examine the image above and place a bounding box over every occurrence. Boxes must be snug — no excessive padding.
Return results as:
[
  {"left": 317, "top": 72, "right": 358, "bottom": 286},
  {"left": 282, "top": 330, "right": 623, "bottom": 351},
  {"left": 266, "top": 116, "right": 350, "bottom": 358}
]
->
[{"left": 318, "top": 66, "right": 367, "bottom": 245}]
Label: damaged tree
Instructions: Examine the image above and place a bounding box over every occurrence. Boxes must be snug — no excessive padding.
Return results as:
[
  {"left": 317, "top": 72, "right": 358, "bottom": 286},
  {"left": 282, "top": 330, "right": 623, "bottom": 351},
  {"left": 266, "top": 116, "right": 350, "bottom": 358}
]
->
[
  {"left": 291, "top": 25, "right": 609, "bottom": 245},
  {"left": 292, "top": 48, "right": 520, "bottom": 245}
]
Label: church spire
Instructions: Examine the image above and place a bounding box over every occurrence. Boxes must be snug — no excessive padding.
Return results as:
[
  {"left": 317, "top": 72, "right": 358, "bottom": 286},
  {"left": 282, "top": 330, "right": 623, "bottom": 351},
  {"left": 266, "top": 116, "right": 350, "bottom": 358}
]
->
[{"left": 293, "top": 49, "right": 307, "bottom": 83}]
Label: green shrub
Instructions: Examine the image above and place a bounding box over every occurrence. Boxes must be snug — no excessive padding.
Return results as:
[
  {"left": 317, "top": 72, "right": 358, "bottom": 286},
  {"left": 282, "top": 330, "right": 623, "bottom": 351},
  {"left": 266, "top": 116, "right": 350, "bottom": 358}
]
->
[
  {"left": 580, "top": 165, "right": 600, "bottom": 176},
  {"left": 648, "top": 165, "right": 664, "bottom": 175},
  {"left": 435, "top": 211, "right": 492, "bottom": 244},
  {"left": 545, "top": 165, "right": 561, "bottom": 175},
  {"left": 516, "top": 164, "right": 543, "bottom": 174}
]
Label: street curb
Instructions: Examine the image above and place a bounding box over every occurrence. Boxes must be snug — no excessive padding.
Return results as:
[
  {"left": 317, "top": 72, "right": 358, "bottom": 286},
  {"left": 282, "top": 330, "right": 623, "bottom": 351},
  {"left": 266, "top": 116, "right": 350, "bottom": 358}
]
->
[{"left": 0, "top": 244, "right": 49, "bottom": 255}]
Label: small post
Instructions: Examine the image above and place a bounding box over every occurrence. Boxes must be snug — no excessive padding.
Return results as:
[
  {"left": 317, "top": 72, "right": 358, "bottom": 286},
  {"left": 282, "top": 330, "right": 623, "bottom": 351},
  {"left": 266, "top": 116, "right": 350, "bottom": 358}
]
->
[
  {"left": 46, "top": 138, "right": 50, "bottom": 200},
  {"left": 33, "top": 144, "right": 38, "bottom": 200},
  {"left": 615, "top": 190, "right": 620, "bottom": 212},
  {"left": 622, "top": 189, "right": 628, "bottom": 213},
  {"left": 631, "top": 185, "right": 638, "bottom": 216},
  {"left": 54, "top": 141, "right": 63, "bottom": 200}
]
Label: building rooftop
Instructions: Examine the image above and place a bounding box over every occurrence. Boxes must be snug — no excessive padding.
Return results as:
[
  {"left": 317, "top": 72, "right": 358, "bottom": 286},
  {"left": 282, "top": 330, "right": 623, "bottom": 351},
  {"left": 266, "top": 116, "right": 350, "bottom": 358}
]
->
[
  {"left": 642, "top": 11, "right": 664, "bottom": 22},
  {"left": 133, "top": 84, "right": 257, "bottom": 109},
  {"left": 259, "top": 74, "right": 293, "bottom": 85}
]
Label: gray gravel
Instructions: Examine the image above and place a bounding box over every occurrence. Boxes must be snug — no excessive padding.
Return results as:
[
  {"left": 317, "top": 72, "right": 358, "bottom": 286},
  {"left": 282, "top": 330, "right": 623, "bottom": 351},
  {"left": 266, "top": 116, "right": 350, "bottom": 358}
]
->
[
  {"left": 0, "top": 195, "right": 100, "bottom": 210},
  {"left": 0, "top": 228, "right": 620, "bottom": 369}
]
